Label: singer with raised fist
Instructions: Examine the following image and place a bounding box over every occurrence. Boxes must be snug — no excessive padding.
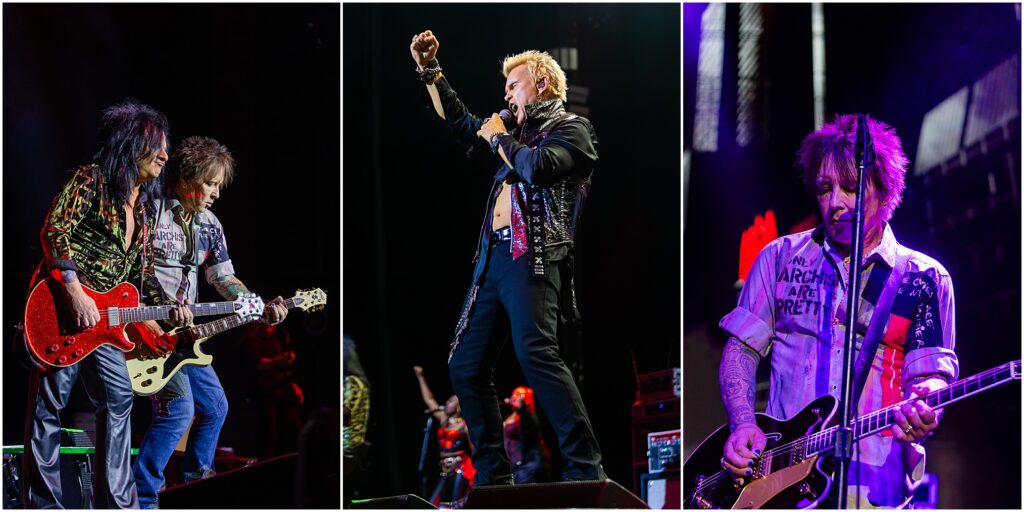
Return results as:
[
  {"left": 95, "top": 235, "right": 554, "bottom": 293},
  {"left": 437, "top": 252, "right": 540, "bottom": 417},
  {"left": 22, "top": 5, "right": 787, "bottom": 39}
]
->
[
  {"left": 410, "top": 29, "right": 605, "bottom": 487},
  {"left": 413, "top": 365, "right": 475, "bottom": 506}
]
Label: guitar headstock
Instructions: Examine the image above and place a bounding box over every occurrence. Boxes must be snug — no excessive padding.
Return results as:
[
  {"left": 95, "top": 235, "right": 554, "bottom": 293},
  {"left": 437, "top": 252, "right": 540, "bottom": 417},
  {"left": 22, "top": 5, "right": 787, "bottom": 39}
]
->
[
  {"left": 1011, "top": 360, "right": 1021, "bottom": 380},
  {"left": 290, "top": 288, "right": 327, "bottom": 313},
  {"left": 233, "top": 293, "right": 265, "bottom": 320}
]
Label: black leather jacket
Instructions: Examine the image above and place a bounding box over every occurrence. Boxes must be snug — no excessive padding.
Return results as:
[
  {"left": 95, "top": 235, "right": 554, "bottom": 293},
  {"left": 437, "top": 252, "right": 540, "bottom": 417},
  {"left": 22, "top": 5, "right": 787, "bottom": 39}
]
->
[{"left": 422, "top": 62, "right": 598, "bottom": 359}]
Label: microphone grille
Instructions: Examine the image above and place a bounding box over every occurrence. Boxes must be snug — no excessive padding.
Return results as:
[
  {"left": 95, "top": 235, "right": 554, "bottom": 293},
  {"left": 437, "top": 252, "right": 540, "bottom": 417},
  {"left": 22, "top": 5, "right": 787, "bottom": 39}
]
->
[{"left": 499, "top": 109, "right": 516, "bottom": 130}]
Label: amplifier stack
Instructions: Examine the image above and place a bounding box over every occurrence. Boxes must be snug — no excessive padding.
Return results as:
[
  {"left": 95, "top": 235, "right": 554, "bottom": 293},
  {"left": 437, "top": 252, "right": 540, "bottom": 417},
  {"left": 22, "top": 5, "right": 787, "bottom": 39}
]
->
[{"left": 631, "top": 368, "right": 680, "bottom": 508}]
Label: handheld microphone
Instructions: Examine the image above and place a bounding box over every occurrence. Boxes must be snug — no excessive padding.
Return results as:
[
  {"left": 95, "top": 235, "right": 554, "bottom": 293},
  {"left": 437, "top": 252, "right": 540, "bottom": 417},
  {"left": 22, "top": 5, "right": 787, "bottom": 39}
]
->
[
  {"left": 498, "top": 109, "right": 516, "bottom": 131},
  {"left": 466, "top": 109, "right": 517, "bottom": 159}
]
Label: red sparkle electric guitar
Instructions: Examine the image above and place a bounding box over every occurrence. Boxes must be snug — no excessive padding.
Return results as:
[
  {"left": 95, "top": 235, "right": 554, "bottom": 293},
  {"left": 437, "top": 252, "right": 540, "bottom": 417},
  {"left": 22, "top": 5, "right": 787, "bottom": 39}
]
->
[{"left": 24, "top": 278, "right": 264, "bottom": 367}]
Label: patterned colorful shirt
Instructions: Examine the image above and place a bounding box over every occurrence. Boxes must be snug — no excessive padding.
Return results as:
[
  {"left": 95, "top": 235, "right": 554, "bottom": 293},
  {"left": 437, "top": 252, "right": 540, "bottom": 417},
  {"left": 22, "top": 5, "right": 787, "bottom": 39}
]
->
[
  {"left": 343, "top": 375, "right": 370, "bottom": 455},
  {"left": 720, "top": 223, "right": 958, "bottom": 508},
  {"left": 40, "top": 164, "right": 164, "bottom": 305},
  {"left": 149, "top": 197, "right": 235, "bottom": 304}
]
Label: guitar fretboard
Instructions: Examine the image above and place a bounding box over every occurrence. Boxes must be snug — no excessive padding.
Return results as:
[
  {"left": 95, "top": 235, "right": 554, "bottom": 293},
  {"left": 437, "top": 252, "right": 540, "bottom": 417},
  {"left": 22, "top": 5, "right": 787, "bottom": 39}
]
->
[
  {"left": 188, "top": 297, "right": 298, "bottom": 339},
  {"left": 693, "top": 361, "right": 1020, "bottom": 507},
  {"left": 804, "top": 361, "right": 1020, "bottom": 457},
  {"left": 108, "top": 301, "right": 240, "bottom": 325}
]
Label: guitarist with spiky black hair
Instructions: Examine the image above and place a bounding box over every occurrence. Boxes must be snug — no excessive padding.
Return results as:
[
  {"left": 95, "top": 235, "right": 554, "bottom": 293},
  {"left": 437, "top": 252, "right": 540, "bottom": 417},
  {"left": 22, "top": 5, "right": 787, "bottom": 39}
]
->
[{"left": 24, "top": 100, "right": 190, "bottom": 509}]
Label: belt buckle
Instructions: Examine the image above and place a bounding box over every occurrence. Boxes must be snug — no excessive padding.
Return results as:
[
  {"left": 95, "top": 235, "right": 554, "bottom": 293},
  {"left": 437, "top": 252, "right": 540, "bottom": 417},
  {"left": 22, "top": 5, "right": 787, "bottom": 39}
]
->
[{"left": 491, "top": 227, "right": 511, "bottom": 244}]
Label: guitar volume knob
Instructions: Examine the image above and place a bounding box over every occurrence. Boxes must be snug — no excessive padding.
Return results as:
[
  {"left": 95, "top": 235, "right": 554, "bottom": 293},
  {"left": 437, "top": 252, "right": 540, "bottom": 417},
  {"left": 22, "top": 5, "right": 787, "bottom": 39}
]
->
[
  {"left": 799, "top": 482, "right": 818, "bottom": 500},
  {"left": 65, "top": 337, "right": 76, "bottom": 345},
  {"left": 57, "top": 356, "right": 68, "bottom": 365},
  {"left": 73, "top": 349, "right": 84, "bottom": 358},
  {"left": 49, "top": 344, "right": 60, "bottom": 353}
]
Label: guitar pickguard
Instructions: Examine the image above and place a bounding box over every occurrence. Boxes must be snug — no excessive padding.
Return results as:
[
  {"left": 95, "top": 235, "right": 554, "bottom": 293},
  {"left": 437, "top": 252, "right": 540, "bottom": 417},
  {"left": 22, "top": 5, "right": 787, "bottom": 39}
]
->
[
  {"left": 126, "top": 331, "right": 213, "bottom": 396},
  {"left": 733, "top": 456, "right": 818, "bottom": 509},
  {"left": 685, "top": 395, "right": 838, "bottom": 509}
]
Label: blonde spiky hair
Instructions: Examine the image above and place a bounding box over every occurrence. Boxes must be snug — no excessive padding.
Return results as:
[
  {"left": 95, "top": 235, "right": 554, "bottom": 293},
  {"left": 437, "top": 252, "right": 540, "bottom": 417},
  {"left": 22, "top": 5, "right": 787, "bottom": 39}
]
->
[{"left": 501, "top": 50, "right": 568, "bottom": 102}]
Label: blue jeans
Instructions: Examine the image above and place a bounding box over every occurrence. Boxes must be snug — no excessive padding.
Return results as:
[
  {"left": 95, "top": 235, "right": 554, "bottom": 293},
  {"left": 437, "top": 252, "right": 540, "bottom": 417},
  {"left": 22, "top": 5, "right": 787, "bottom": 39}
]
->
[{"left": 134, "top": 365, "right": 228, "bottom": 508}]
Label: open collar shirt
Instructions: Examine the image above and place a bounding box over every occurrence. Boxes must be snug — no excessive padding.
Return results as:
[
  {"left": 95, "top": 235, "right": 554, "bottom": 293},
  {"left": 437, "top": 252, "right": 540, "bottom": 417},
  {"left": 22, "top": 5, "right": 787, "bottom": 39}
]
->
[
  {"left": 720, "top": 223, "right": 958, "bottom": 508},
  {"left": 150, "top": 197, "right": 235, "bottom": 304},
  {"left": 40, "top": 164, "right": 165, "bottom": 305}
]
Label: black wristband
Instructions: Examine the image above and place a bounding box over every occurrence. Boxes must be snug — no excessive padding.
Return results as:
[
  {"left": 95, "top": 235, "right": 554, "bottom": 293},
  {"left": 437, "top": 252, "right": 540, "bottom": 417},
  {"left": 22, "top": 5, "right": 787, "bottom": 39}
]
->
[
  {"left": 417, "top": 58, "right": 442, "bottom": 85},
  {"left": 490, "top": 133, "right": 506, "bottom": 153}
]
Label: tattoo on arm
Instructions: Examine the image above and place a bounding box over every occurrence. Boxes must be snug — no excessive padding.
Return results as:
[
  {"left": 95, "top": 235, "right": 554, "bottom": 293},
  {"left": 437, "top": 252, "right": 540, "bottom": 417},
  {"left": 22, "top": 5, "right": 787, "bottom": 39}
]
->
[
  {"left": 720, "top": 338, "right": 761, "bottom": 430},
  {"left": 212, "top": 275, "right": 250, "bottom": 301}
]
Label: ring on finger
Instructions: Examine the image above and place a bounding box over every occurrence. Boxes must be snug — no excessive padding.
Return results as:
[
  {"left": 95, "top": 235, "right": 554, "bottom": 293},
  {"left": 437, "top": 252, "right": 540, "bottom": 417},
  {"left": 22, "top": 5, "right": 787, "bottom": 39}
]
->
[{"left": 902, "top": 425, "right": 914, "bottom": 435}]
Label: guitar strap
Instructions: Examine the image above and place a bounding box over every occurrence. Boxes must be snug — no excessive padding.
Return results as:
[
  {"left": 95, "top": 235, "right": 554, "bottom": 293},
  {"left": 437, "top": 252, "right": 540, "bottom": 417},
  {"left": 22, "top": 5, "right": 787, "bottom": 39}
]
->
[{"left": 851, "top": 247, "right": 913, "bottom": 409}]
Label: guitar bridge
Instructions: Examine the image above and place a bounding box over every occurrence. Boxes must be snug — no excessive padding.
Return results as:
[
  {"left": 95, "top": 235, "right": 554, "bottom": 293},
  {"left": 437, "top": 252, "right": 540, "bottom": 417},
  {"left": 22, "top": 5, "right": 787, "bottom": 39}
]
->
[{"left": 690, "top": 476, "right": 713, "bottom": 509}]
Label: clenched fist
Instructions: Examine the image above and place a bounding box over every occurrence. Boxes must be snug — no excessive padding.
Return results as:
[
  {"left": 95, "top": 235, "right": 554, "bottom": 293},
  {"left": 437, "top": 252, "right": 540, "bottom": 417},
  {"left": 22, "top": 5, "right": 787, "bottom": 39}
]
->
[{"left": 410, "top": 30, "right": 439, "bottom": 68}]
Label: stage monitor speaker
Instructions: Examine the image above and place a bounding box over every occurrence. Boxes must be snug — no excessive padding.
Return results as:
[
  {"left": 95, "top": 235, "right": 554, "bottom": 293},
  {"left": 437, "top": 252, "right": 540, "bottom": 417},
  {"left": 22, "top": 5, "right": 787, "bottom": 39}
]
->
[
  {"left": 158, "top": 453, "right": 296, "bottom": 509},
  {"left": 350, "top": 494, "right": 436, "bottom": 509},
  {"left": 640, "top": 473, "right": 680, "bottom": 509},
  {"left": 464, "top": 479, "right": 649, "bottom": 509}
]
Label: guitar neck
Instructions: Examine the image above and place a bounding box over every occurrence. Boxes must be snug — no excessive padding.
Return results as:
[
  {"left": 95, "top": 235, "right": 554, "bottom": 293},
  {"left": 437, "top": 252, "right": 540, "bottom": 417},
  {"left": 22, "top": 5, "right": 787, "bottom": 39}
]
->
[
  {"left": 806, "top": 362, "right": 1020, "bottom": 457},
  {"left": 186, "top": 297, "right": 298, "bottom": 339},
  {"left": 189, "top": 314, "right": 252, "bottom": 339},
  {"left": 115, "top": 301, "right": 239, "bottom": 323}
]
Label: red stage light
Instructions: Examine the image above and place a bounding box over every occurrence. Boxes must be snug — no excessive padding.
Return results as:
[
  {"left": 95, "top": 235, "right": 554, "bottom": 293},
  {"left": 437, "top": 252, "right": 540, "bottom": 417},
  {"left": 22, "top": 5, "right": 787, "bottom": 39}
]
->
[{"left": 738, "top": 210, "right": 777, "bottom": 283}]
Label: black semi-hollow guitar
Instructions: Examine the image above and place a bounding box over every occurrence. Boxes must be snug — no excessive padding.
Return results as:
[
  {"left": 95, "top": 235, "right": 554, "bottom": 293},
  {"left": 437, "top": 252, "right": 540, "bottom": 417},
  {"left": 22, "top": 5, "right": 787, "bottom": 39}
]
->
[{"left": 684, "top": 360, "right": 1021, "bottom": 509}]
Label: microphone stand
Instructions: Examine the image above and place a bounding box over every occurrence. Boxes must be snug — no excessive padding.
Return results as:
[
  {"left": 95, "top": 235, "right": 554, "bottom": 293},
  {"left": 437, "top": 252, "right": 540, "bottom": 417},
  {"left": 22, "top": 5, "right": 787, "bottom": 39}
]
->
[
  {"left": 418, "top": 415, "right": 435, "bottom": 499},
  {"left": 835, "top": 114, "right": 874, "bottom": 509}
]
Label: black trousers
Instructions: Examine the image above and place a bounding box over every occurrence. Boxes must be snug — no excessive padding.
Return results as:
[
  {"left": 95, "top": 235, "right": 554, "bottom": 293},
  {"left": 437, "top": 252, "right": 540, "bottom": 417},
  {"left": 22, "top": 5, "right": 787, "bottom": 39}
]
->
[
  {"left": 23, "top": 344, "right": 139, "bottom": 509},
  {"left": 513, "top": 458, "right": 551, "bottom": 484},
  {"left": 449, "top": 239, "right": 604, "bottom": 485}
]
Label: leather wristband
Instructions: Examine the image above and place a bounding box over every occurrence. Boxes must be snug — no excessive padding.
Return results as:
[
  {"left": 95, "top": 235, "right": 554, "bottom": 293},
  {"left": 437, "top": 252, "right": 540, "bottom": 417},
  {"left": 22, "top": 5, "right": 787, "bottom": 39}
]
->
[
  {"left": 489, "top": 133, "right": 504, "bottom": 152},
  {"left": 418, "top": 58, "right": 442, "bottom": 85}
]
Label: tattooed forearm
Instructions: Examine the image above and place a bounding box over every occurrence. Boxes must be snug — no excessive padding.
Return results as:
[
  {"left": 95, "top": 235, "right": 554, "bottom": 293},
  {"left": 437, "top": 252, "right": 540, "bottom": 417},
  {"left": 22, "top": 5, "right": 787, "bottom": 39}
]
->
[
  {"left": 213, "top": 275, "right": 251, "bottom": 301},
  {"left": 719, "top": 337, "right": 761, "bottom": 430}
]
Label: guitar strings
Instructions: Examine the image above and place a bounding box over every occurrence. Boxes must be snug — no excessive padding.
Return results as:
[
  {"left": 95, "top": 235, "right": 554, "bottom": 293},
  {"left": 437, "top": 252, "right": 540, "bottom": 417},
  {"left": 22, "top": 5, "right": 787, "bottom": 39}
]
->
[
  {"left": 694, "top": 364, "right": 1012, "bottom": 496},
  {"left": 694, "top": 407, "right": 923, "bottom": 492}
]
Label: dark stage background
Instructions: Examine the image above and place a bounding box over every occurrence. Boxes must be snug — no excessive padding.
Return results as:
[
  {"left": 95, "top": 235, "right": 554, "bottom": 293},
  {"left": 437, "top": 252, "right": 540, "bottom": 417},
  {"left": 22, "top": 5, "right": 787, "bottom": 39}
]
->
[
  {"left": 343, "top": 3, "right": 680, "bottom": 501},
  {"left": 3, "top": 3, "right": 340, "bottom": 465},
  {"left": 684, "top": 3, "right": 1021, "bottom": 508}
]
